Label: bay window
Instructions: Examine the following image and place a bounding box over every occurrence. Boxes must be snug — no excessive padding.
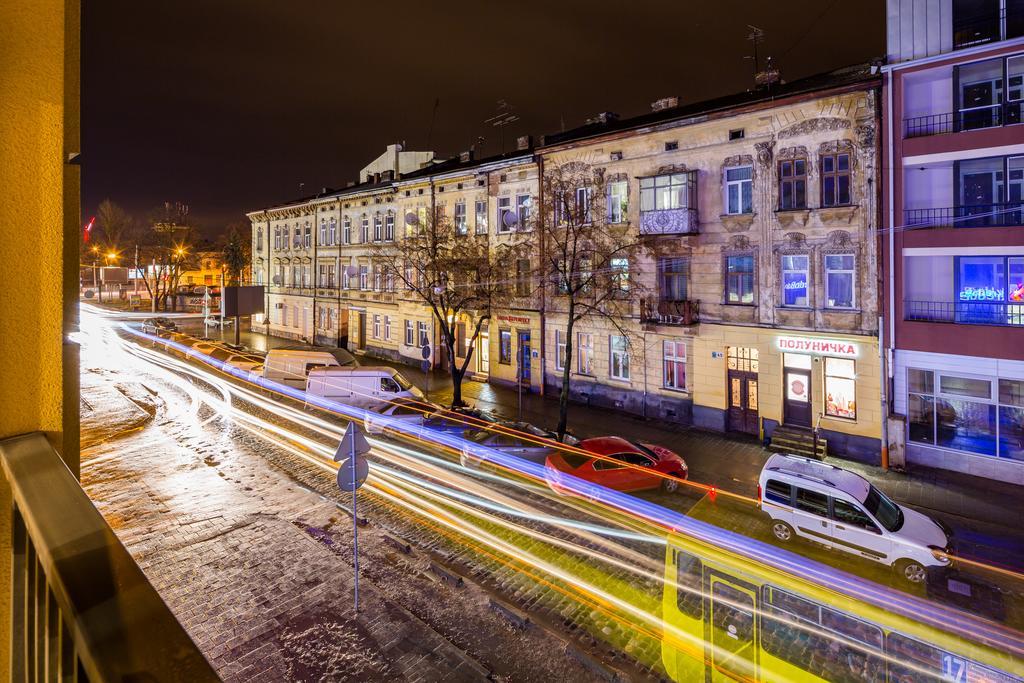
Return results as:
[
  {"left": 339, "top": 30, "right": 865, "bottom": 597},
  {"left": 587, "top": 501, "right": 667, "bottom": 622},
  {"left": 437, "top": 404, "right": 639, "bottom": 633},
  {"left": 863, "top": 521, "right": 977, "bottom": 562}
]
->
[
  {"left": 825, "top": 254, "right": 856, "bottom": 309},
  {"left": 639, "top": 172, "right": 698, "bottom": 234}
]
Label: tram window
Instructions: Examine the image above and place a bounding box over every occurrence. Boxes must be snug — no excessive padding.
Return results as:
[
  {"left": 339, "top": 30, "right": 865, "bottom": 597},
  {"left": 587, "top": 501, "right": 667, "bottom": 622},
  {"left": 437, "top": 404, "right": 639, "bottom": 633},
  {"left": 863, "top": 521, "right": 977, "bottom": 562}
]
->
[
  {"left": 795, "top": 488, "right": 829, "bottom": 517},
  {"left": 675, "top": 551, "right": 703, "bottom": 618},
  {"left": 765, "top": 586, "right": 819, "bottom": 622},
  {"left": 821, "top": 607, "right": 882, "bottom": 648},
  {"left": 764, "top": 479, "right": 792, "bottom": 504},
  {"left": 711, "top": 583, "right": 753, "bottom": 641},
  {"left": 886, "top": 632, "right": 1018, "bottom": 683}
]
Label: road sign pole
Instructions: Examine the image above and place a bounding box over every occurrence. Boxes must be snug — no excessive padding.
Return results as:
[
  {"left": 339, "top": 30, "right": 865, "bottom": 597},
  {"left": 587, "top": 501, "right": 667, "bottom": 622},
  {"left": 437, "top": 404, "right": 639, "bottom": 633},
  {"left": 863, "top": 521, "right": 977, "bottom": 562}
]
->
[{"left": 351, "top": 432, "right": 359, "bottom": 614}]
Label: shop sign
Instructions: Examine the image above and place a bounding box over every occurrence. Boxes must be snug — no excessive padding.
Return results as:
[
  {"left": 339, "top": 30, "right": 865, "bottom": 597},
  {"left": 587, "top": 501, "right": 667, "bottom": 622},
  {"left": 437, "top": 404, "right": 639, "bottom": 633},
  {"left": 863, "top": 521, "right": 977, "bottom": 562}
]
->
[
  {"left": 776, "top": 336, "right": 857, "bottom": 358},
  {"left": 959, "top": 286, "right": 1004, "bottom": 301},
  {"left": 498, "top": 314, "right": 531, "bottom": 325}
]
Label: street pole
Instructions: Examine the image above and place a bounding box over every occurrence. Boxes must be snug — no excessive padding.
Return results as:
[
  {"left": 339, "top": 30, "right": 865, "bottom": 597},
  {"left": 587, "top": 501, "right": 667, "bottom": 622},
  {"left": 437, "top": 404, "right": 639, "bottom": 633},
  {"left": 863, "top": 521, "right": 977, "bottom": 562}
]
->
[
  {"left": 351, "top": 431, "right": 359, "bottom": 614},
  {"left": 517, "top": 346, "right": 523, "bottom": 422}
]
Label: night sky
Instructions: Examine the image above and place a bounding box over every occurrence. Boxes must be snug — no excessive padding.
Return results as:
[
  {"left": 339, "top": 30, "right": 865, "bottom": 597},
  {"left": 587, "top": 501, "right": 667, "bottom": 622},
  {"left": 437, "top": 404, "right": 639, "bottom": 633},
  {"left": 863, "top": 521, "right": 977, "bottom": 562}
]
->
[{"left": 83, "top": 1, "right": 883, "bottom": 235}]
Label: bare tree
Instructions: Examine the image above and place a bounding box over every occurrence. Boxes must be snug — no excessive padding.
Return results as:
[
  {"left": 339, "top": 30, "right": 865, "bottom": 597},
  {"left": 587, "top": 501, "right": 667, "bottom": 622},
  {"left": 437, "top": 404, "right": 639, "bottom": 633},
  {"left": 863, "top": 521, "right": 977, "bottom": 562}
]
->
[
  {"left": 371, "top": 207, "right": 529, "bottom": 407},
  {"left": 541, "top": 159, "right": 652, "bottom": 439},
  {"left": 134, "top": 202, "right": 198, "bottom": 312},
  {"left": 95, "top": 199, "right": 135, "bottom": 253}
]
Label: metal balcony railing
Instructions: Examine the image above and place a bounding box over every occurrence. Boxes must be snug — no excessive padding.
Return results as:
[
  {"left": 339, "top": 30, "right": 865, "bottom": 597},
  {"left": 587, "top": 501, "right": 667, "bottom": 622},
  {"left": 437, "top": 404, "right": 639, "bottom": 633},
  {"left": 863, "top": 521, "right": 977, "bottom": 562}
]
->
[
  {"left": 0, "top": 433, "right": 217, "bottom": 682},
  {"left": 903, "top": 203, "right": 1024, "bottom": 229},
  {"left": 639, "top": 208, "right": 699, "bottom": 235},
  {"left": 905, "top": 300, "right": 1024, "bottom": 326},
  {"left": 641, "top": 298, "right": 699, "bottom": 326},
  {"left": 903, "top": 106, "right": 1022, "bottom": 138}
]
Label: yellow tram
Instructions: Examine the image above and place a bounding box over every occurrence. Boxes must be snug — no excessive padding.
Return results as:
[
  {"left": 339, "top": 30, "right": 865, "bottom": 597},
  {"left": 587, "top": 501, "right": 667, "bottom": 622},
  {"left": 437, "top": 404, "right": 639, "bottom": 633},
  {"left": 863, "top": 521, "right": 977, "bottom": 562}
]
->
[{"left": 661, "top": 531, "right": 1023, "bottom": 682}]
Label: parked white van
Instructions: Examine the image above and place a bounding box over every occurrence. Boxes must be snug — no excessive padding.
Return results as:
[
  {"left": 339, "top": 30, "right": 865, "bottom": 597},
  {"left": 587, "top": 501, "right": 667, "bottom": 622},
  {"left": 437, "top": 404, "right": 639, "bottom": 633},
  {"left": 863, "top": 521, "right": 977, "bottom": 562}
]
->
[
  {"left": 758, "top": 453, "right": 952, "bottom": 583},
  {"left": 262, "top": 349, "right": 345, "bottom": 389},
  {"left": 305, "top": 366, "right": 424, "bottom": 409}
]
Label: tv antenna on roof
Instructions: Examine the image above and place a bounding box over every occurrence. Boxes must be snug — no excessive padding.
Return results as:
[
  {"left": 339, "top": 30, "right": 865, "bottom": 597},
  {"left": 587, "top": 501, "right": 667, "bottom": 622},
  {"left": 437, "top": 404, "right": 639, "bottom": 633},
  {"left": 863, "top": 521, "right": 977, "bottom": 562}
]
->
[
  {"left": 485, "top": 99, "right": 519, "bottom": 154},
  {"left": 745, "top": 25, "right": 765, "bottom": 82}
]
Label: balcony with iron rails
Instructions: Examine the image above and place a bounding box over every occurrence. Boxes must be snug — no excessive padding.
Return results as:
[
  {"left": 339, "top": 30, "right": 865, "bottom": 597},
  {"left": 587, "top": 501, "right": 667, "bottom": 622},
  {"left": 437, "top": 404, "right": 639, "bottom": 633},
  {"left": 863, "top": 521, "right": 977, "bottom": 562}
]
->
[
  {"left": 903, "top": 105, "right": 1022, "bottom": 139},
  {"left": 638, "top": 208, "right": 699, "bottom": 236},
  {"left": 905, "top": 299, "right": 1024, "bottom": 326},
  {"left": 903, "top": 203, "right": 1024, "bottom": 229},
  {"left": 0, "top": 433, "right": 216, "bottom": 681},
  {"left": 640, "top": 298, "right": 699, "bottom": 327}
]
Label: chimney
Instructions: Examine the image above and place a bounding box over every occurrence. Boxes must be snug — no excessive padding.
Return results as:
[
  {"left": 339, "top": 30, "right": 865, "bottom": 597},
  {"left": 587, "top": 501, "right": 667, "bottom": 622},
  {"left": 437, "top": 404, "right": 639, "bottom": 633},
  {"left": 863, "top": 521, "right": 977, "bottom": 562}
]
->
[
  {"left": 380, "top": 170, "right": 394, "bottom": 181},
  {"left": 515, "top": 135, "right": 532, "bottom": 151},
  {"left": 459, "top": 150, "right": 474, "bottom": 163},
  {"left": 651, "top": 96, "right": 679, "bottom": 112},
  {"left": 584, "top": 111, "right": 619, "bottom": 126}
]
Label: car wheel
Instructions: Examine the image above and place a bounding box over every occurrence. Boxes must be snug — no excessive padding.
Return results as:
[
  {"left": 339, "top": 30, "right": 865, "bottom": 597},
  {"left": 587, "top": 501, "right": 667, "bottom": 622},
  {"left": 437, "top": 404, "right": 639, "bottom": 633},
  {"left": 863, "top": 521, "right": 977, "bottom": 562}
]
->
[
  {"left": 771, "top": 521, "right": 795, "bottom": 543},
  {"left": 895, "top": 559, "right": 928, "bottom": 584},
  {"left": 661, "top": 476, "right": 680, "bottom": 493}
]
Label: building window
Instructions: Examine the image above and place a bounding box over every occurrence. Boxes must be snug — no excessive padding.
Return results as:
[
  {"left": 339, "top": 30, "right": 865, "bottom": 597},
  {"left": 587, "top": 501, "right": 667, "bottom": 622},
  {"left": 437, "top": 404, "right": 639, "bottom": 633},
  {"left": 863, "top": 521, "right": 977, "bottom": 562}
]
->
[
  {"left": 373, "top": 268, "right": 381, "bottom": 291},
  {"left": 957, "top": 57, "right": 1004, "bottom": 125},
  {"left": 499, "top": 329, "right": 512, "bottom": 364},
  {"left": 359, "top": 265, "right": 368, "bottom": 290},
  {"left": 610, "top": 257, "right": 630, "bottom": 292},
  {"left": 906, "top": 368, "right": 1018, "bottom": 458},
  {"left": 360, "top": 215, "right": 369, "bottom": 243},
  {"left": 607, "top": 180, "right": 628, "bottom": 223},
  {"left": 659, "top": 257, "right": 688, "bottom": 301},
  {"left": 328, "top": 218, "right": 337, "bottom": 245},
  {"left": 610, "top": 335, "right": 630, "bottom": 380},
  {"left": 418, "top": 321, "right": 429, "bottom": 348},
  {"left": 497, "top": 197, "right": 513, "bottom": 233},
  {"left": 304, "top": 224, "right": 311, "bottom": 248},
  {"left": 475, "top": 199, "right": 488, "bottom": 234},
  {"left": 554, "top": 330, "right": 566, "bottom": 371},
  {"left": 373, "top": 213, "right": 382, "bottom": 241},
  {"left": 343, "top": 217, "right": 351, "bottom": 244},
  {"left": 454, "top": 202, "right": 467, "bottom": 235},
  {"left": 726, "top": 255, "right": 755, "bottom": 304},
  {"left": 825, "top": 254, "right": 856, "bottom": 309},
  {"left": 384, "top": 212, "right": 395, "bottom": 241},
  {"left": 825, "top": 358, "right": 857, "bottom": 419},
  {"left": 384, "top": 316, "right": 391, "bottom": 341},
  {"left": 953, "top": 1, "right": 1024, "bottom": 50},
  {"left": 341, "top": 264, "right": 351, "bottom": 289},
  {"left": 273, "top": 227, "right": 280, "bottom": 250},
  {"left": 577, "top": 333, "right": 593, "bottom": 375},
  {"left": 778, "top": 159, "right": 807, "bottom": 210},
  {"left": 320, "top": 220, "right": 327, "bottom": 245},
  {"left": 405, "top": 320, "right": 414, "bottom": 346},
  {"left": 373, "top": 314, "right": 381, "bottom": 339},
  {"left": 294, "top": 226, "right": 301, "bottom": 247},
  {"left": 575, "top": 187, "right": 592, "bottom": 223},
  {"left": 516, "top": 194, "right": 532, "bottom": 230},
  {"left": 782, "top": 254, "right": 810, "bottom": 307},
  {"left": 663, "top": 340, "right": 686, "bottom": 390},
  {"left": 725, "top": 166, "right": 753, "bottom": 215},
  {"left": 516, "top": 258, "right": 531, "bottom": 297},
  {"left": 640, "top": 173, "right": 696, "bottom": 213},
  {"left": 256, "top": 226, "right": 264, "bottom": 252},
  {"left": 821, "top": 153, "right": 851, "bottom": 207}
]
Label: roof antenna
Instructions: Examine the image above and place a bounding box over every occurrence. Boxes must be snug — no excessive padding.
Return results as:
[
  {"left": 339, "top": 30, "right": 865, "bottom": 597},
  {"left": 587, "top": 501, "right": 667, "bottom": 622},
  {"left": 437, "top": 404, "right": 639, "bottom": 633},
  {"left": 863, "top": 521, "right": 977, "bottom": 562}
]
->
[
  {"left": 485, "top": 99, "right": 519, "bottom": 154},
  {"left": 745, "top": 25, "right": 765, "bottom": 84}
]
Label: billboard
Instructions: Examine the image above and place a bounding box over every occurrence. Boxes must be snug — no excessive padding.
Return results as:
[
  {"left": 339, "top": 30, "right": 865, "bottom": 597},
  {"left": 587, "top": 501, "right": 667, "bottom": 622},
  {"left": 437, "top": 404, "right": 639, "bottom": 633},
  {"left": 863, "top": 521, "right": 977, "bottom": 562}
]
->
[
  {"left": 222, "top": 285, "right": 264, "bottom": 317},
  {"left": 100, "top": 267, "right": 129, "bottom": 284}
]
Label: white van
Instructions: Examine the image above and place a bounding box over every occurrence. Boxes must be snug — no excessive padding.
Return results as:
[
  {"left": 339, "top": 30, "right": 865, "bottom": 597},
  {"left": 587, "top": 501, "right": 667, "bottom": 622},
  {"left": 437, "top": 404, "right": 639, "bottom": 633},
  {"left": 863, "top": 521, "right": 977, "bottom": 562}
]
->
[
  {"left": 262, "top": 349, "right": 343, "bottom": 388},
  {"left": 758, "top": 453, "right": 952, "bottom": 583},
  {"left": 305, "top": 366, "right": 425, "bottom": 409}
]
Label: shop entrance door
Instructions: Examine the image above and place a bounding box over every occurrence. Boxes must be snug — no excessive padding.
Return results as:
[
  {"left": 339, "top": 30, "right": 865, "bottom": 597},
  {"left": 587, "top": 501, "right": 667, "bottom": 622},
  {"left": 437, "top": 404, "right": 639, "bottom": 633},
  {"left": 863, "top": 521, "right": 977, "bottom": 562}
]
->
[
  {"left": 356, "top": 312, "right": 366, "bottom": 349},
  {"left": 518, "top": 331, "right": 531, "bottom": 384},
  {"left": 783, "top": 353, "right": 813, "bottom": 427},
  {"left": 478, "top": 331, "right": 489, "bottom": 374},
  {"left": 726, "top": 347, "right": 759, "bottom": 436}
]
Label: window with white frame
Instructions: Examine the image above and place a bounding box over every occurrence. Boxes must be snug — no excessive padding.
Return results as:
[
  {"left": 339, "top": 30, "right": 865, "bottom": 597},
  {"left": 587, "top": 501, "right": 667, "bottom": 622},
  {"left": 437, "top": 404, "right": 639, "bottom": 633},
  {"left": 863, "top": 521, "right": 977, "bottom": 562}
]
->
[
  {"left": 360, "top": 215, "right": 369, "bottom": 242},
  {"left": 825, "top": 358, "right": 857, "bottom": 419},
  {"left": 304, "top": 224, "right": 311, "bottom": 248},
  {"left": 359, "top": 265, "right": 368, "bottom": 290},
  {"left": 516, "top": 194, "right": 532, "bottom": 229},
  {"left": 554, "top": 330, "right": 566, "bottom": 371},
  {"left": 373, "top": 213, "right": 382, "bottom": 241},
  {"left": 725, "top": 166, "right": 753, "bottom": 214},
  {"left": 417, "top": 321, "right": 429, "bottom": 348},
  {"left": 319, "top": 220, "right": 327, "bottom": 245},
  {"left": 455, "top": 202, "right": 467, "bottom": 234},
  {"left": 577, "top": 333, "right": 593, "bottom": 374},
  {"left": 384, "top": 316, "right": 392, "bottom": 341},
  {"left": 405, "top": 320, "right": 414, "bottom": 346},
  {"left": 475, "top": 199, "right": 487, "bottom": 233},
  {"left": 575, "top": 187, "right": 592, "bottom": 223},
  {"left": 328, "top": 218, "right": 337, "bottom": 245},
  {"left": 497, "top": 197, "right": 513, "bottom": 232},
  {"left": 373, "top": 315, "right": 381, "bottom": 339},
  {"left": 256, "top": 226, "right": 264, "bottom": 251},
  {"left": 825, "top": 253, "right": 856, "bottom": 309},
  {"left": 342, "top": 264, "right": 350, "bottom": 289},
  {"left": 373, "top": 268, "right": 381, "bottom": 291},
  {"left": 385, "top": 268, "right": 394, "bottom": 292},
  {"left": 610, "top": 336, "right": 630, "bottom": 380},
  {"left": 293, "top": 225, "right": 301, "bottom": 247},
  {"left": 273, "top": 227, "right": 280, "bottom": 250},
  {"left": 343, "top": 217, "right": 351, "bottom": 244},
  {"left": 610, "top": 258, "right": 630, "bottom": 292},
  {"left": 782, "top": 254, "right": 810, "bottom": 307},
  {"left": 607, "top": 180, "right": 627, "bottom": 223},
  {"left": 663, "top": 340, "right": 686, "bottom": 390},
  {"left": 384, "top": 212, "right": 394, "bottom": 240}
]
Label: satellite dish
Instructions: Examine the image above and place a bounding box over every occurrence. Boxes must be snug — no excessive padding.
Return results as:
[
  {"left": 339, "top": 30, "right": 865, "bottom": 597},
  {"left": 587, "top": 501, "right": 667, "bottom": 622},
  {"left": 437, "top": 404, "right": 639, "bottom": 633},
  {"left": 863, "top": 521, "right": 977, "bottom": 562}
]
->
[
  {"left": 405, "top": 212, "right": 419, "bottom": 226},
  {"left": 346, "top": 265, "right": 360, "bottom": 278},
  {"left": 502, "top": 211, "right": 519, "bottom": 228}
]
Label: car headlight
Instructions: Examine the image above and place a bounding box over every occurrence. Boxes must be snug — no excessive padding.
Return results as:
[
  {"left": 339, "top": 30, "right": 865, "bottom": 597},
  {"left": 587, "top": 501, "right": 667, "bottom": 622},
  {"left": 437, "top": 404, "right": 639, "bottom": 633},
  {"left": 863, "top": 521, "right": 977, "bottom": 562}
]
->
[{"left": 928, "top": 545, "right": 951, "bottom": 563}]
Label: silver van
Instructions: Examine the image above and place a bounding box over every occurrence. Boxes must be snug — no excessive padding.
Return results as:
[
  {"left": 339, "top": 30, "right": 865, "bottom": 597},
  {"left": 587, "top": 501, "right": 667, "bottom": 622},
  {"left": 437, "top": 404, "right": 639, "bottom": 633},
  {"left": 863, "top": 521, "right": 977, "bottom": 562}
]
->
[
  {"left": 305, "top": 366, "right": 424, "bottom": 409},
  {"left": 758, "top": 453, "right": 952, "bottom": 583}
]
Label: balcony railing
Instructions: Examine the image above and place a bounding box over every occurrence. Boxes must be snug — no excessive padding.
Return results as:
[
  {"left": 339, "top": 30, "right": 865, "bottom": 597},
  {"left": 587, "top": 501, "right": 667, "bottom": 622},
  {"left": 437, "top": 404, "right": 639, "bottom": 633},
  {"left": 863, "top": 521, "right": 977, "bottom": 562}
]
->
[
  {"left": 0, "top": 433, "right": 217, "bottom": 681},
  {"left": 905, "top": 300, "right": 1024, "bottom": 326},
  {"left": 904, "top": 106, "right": 1021, "bottom": 138},
  {"left": 639, "top": 208, "right": 699, "bottom": 235},
  {"left": 904, "top": 203, "right": 1024, "bottom": 229},
  {"left": 641, "top": 298, "right": 699, "bottom": 326}
]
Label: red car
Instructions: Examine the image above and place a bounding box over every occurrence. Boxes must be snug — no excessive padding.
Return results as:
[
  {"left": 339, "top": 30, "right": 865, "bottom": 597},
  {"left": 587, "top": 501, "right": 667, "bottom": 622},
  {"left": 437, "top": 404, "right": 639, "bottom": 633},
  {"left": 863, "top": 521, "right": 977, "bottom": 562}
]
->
[{"left": 544, "top": 436, "right": 688, "bottom": 494}]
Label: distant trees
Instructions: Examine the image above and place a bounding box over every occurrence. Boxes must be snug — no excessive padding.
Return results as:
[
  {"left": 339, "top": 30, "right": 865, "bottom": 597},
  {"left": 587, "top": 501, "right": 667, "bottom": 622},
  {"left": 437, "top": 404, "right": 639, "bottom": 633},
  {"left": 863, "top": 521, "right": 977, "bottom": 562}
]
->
[
  {"left": 370, "top": 207, "right": 529, "bottom": 407},
  {"left": 540, "top": 159, "right": 651, "bottom": 440},
  {"left": 95, "top": 199, "right": 135, "bottom": 253},
  {"left": 220, "top": 224, "right": 250, "bottom": 286}
]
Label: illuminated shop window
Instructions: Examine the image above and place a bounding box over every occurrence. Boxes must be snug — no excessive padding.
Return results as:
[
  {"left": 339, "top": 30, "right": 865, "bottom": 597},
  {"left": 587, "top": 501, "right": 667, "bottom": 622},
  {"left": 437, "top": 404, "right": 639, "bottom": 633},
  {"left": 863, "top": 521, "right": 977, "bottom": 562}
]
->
[{"left": 825, "top": 358, "right": 856, "bottom": 420}]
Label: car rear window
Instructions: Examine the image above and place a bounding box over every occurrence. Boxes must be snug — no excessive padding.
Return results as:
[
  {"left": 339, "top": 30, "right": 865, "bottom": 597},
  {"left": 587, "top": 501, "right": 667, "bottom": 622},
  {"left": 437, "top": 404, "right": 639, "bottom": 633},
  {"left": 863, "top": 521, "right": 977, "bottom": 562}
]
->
[{"left": 764, "top": 479, "right": 792, "bottom": 504}]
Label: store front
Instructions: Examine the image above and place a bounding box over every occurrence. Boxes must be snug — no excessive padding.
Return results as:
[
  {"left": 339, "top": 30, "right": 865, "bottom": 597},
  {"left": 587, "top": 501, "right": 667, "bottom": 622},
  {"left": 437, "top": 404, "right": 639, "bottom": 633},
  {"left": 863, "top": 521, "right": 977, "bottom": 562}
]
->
[
  {"left": 488, "top": 312, "right": 541, "bottom": 392},
  {"left": 894, "top": 349, "right": 1024, "bottom": 484},
  {"left": 693, "top": 326, "right": 880, "bottom": 463}
]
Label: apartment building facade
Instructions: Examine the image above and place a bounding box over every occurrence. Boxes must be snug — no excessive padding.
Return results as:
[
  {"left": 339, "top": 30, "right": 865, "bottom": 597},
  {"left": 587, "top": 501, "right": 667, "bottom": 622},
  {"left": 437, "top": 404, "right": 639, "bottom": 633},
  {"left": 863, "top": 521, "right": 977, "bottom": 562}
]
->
[{"left": 884, "top": 0, "right": 1024, "bottom": 483}]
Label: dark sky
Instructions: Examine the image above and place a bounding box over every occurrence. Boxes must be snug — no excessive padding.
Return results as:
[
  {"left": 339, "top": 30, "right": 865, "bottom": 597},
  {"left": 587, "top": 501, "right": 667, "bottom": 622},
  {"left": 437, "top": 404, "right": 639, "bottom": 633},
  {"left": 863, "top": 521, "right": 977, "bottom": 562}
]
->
[{"left": 83, "top": 1, "right": 883, "bottom": 236}]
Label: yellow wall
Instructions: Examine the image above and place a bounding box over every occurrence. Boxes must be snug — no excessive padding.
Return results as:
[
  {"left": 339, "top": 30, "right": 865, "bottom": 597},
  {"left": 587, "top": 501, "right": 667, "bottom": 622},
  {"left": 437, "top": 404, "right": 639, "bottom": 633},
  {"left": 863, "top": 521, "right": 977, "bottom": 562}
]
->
[{"left": 692, "top": 325, "right": 881, "bottom": 439}]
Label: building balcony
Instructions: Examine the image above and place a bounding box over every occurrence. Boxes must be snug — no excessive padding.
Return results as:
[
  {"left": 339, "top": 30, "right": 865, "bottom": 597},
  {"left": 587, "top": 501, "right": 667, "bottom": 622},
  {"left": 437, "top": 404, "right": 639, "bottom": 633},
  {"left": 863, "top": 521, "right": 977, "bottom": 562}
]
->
[
  {"left": 639, "top": 208, "right": 699, "bottom": 236},
  {"left": 905, "top": 299, "right": 1024, "bottom": 326},
  {"left": 904, "top": 203, "right": 1024, "bottom": 229},
  {"left": 640, "top": 298, "right": 699, "bottom": 326}
]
